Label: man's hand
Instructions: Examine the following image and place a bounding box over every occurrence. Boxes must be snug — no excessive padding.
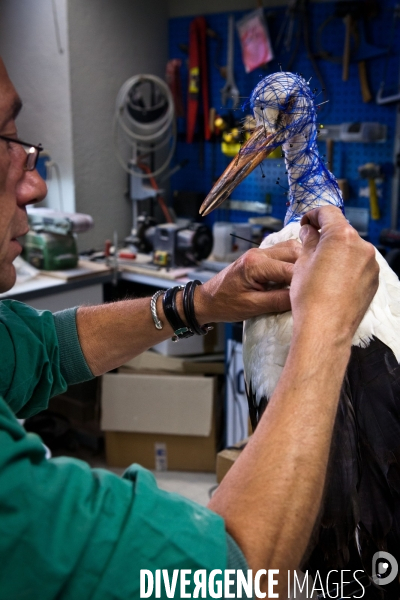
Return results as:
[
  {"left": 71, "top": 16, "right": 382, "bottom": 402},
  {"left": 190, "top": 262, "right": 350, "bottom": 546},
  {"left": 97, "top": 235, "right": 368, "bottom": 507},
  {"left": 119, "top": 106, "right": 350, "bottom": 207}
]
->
[
  {"left": 195, "top": 240, "right": 301, "bottom": 324},
  {"left": 291, "top": 206, "right": 379, "bottom": 345}
]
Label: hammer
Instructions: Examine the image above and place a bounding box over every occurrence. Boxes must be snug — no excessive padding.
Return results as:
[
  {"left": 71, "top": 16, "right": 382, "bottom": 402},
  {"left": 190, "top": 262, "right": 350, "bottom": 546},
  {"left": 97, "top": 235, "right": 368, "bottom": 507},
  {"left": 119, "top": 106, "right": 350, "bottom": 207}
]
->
[{"left": 358, "top": 163, "right": 382, "bottom": 220}]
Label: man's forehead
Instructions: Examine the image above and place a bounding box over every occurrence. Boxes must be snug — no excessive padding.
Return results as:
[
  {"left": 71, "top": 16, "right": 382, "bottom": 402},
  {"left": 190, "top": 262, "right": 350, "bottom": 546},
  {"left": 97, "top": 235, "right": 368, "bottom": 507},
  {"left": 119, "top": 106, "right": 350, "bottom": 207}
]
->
[{"left": 0, "top": 58, "right": 22, "bottom": 128}]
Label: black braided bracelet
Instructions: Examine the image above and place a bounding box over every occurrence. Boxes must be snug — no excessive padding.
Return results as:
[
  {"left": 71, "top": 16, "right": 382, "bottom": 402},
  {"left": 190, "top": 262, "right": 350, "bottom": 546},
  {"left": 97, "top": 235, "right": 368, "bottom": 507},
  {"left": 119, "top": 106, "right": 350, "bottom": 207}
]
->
[
  {"left": 183, "top": 280, "right": 213, "bottom": 336},
  {"left": 183, "top": 281, "right": 202, "bottom": 335},
  {"left": 162, "top": 286, "right": 194, "bottom": 342}
]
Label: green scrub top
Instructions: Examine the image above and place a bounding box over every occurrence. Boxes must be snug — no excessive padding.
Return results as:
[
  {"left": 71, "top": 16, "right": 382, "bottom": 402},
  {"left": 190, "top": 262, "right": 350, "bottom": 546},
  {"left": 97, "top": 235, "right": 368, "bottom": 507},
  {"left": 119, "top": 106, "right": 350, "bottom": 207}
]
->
[{"left": 0, "top": 299, "right": 247, "bottom": 599}]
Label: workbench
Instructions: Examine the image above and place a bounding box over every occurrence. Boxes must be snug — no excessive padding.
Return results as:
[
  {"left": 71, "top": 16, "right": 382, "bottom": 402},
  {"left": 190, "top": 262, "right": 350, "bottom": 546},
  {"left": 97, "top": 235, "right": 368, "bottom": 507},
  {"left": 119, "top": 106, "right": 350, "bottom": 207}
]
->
[
  {"left": 0, "top": 264, "right": 216, "bottom": 312},
  {"left": 0, "top": 271, "right": 113, "bottom": 312}
]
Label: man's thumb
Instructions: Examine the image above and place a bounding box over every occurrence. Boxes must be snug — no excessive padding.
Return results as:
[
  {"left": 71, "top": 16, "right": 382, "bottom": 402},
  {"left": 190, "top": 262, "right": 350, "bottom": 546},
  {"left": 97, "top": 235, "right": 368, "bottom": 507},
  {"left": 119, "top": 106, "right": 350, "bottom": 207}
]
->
[{"left": 300, "top": 224, "right": 320, "bottom": 251}]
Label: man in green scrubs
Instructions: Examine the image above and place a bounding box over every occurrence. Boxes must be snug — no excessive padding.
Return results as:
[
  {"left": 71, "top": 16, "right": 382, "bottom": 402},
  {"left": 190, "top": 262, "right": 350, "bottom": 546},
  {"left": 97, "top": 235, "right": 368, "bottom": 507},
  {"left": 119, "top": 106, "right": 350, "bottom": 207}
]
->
[{"left": 0, "top": 56, "right": 379, "bottom": 599}]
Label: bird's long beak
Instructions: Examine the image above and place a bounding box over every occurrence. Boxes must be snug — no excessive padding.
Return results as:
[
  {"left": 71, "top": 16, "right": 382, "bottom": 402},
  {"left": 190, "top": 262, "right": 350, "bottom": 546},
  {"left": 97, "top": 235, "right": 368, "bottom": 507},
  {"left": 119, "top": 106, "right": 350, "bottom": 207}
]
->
[{"left": 199, "top": 126, "right": 278, "bottom": 216}]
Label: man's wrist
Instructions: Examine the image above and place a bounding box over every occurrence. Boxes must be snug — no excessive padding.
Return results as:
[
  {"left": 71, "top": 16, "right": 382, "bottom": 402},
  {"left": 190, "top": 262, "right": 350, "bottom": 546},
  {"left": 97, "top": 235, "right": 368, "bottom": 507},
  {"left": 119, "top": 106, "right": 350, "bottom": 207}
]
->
[
  {"left": 192, "top": 284, "right": 214, "bottom": 327},
  {"left": 290, "top": 326, "right": 352, "bottom": 379},
  {"left": 292, "top": 311, "right": 357, "bottom": 353},
  {"left": 155, "top": 285, "right": 216, "bottom": 333}
]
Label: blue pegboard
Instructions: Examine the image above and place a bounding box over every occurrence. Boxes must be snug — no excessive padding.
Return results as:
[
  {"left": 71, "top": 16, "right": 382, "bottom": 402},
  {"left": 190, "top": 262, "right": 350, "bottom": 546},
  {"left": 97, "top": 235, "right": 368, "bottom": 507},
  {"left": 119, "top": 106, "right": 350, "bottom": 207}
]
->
[
  {"left": 36, "top": 155, "right": 47, "bottom": 181},
  {"left": 168, "top": 1, "right": 400, "bottom": 244}
]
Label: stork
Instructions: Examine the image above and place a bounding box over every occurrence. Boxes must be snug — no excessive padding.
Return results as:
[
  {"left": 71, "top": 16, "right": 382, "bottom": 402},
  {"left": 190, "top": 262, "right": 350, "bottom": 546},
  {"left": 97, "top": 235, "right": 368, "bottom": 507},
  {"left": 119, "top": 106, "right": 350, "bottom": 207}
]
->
[{"left": 200, "top": 72, "right": 400, "bottom": 598}]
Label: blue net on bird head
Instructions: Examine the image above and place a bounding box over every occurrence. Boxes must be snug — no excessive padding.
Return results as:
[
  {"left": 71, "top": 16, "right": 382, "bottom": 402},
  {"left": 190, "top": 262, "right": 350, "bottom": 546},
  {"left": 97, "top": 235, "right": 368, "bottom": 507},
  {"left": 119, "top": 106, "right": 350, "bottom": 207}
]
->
[
  {"left": 199, "top": 71, "right": 343, "bottom": 224},
  {"left": 248, "top": 72, "right": 344, "bottom": 225}
]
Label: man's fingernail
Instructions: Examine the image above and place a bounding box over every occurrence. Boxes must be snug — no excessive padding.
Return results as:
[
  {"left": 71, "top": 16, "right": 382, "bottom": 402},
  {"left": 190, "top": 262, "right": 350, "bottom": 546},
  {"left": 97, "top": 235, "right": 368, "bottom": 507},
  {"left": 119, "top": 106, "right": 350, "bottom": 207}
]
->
[{"left": 300, "top": 215, "right": 310, "bottom": 226}]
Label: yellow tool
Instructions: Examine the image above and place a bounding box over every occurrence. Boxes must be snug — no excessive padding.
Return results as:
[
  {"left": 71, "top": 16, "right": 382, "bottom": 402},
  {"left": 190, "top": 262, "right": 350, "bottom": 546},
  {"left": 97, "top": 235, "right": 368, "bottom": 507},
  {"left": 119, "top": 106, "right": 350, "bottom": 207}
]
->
[
  {"left": 153, "top": 250, "right": 169, "bottom": 267},
  {"left": 358, "top": 163, "right": 382, "bottom": 221}
]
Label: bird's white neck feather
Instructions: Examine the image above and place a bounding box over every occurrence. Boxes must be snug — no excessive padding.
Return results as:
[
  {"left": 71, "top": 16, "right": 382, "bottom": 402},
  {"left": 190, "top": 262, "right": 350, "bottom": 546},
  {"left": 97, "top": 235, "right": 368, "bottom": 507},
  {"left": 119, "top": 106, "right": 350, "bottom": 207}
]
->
[{"left": 243, "top": 222, "right": 400, "bottom": 404}]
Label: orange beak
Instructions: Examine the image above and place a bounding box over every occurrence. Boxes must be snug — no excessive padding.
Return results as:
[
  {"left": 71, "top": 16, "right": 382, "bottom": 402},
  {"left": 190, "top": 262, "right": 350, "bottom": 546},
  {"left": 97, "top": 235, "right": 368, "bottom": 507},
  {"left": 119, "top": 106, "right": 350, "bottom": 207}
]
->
[{"left": 199, "top": 126, "right": 278, "bottom": 216}]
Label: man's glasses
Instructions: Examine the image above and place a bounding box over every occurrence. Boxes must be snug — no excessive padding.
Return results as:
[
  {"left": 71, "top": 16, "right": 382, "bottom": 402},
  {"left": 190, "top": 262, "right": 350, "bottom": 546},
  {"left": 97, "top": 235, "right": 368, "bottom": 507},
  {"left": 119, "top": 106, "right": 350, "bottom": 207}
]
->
[{"left": 0, "top": 135, "right": 43, "bottom": 171}]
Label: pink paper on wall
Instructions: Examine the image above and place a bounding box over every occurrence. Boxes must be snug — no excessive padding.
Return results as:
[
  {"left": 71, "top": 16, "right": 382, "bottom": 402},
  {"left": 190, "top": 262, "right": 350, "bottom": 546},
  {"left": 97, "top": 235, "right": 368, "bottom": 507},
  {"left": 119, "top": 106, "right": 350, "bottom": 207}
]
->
[{"left": 237, "top": 9, "right": 274, "bottom": 73}]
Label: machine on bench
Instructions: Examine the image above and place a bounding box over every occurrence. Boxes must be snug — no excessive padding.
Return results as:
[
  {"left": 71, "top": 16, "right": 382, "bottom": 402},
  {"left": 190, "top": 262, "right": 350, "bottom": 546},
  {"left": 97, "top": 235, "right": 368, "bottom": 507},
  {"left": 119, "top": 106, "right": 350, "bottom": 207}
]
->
[
  {"left": 132, "top": 215, "right": 213, "bottom": 268},
  {"left": 24, "top": 208, "right": 94, "bottom": 270}
]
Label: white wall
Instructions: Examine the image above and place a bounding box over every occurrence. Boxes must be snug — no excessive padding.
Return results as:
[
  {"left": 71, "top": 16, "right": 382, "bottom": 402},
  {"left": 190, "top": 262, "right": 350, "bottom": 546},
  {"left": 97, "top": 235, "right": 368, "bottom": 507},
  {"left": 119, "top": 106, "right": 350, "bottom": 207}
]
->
[
  {"left": 0, "top": 0, "right": 169, "bottom": 250},
  {"left": 0, "top": 0, "right": 75, "bottom": 212},
  {"left": 68, "top": 0, "right": 169, "bottom": 250}
]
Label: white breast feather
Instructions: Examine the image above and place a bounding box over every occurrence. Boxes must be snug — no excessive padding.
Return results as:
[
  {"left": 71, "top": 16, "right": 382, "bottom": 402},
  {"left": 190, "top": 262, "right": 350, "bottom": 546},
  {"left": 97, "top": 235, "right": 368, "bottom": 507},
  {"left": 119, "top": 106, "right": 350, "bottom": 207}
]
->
[{"left": 243, "top": 222, "right": 400, "bottom": 404}]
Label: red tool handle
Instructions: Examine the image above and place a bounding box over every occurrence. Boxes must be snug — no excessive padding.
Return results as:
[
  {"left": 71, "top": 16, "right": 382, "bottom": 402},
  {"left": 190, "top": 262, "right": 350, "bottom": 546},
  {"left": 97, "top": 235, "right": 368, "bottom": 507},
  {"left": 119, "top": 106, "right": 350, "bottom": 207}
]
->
[{"left": 187, "top": 17, "right": 210, "bottom": 143}]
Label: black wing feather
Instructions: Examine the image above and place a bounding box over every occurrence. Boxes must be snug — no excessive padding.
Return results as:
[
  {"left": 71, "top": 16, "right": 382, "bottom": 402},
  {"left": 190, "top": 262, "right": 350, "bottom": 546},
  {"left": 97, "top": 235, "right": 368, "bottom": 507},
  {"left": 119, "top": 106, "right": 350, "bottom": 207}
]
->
[{"left": 245, "top": 336, "right": 400, "bottom": 598}]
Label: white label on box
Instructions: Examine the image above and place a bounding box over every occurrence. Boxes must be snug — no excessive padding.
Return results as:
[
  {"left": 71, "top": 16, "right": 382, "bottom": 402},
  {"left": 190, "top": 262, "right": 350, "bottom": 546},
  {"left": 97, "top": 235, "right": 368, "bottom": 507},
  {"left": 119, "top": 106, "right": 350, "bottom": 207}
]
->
[
  {"left": 155, "top": 442, "right": 168, "bottom": 471},
  {"left": 226, "top": 340, "right": 249, "bottom": 447}
]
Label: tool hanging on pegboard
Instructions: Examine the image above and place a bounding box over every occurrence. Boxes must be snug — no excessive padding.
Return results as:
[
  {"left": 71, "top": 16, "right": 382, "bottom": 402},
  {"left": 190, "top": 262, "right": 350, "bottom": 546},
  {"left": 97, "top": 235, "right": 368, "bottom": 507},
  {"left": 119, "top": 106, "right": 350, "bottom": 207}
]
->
[
  {"left": 318, "top": 1, "right": 386, "bottom": 103},
  {"left": 166, "top": 59, "right": 184, "bottom": 118},
  {"left": 342, "top": 2, "right": 386, "bottom": 103},
  {"left": 186, "top": 16, "right": 211, "bottom": 144},
  {"left": 220, "top": 15, "right": 240, "bottom": 109},
  {"left": 358, "top": 162, "right": 382, "bottom": 220},
  {"left": 376, "top": 4, "right": 400, "bottom": 105},
  {"left": 275, "top": 0, "right": 328, "bottom": 114}
]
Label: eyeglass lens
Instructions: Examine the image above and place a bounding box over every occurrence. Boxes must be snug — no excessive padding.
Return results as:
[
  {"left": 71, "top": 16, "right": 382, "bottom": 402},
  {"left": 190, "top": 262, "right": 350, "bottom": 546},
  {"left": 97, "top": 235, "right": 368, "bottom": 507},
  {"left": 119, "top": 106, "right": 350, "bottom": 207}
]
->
[{"left": 24, "top": 146, "right": 39, "bottom": 171}]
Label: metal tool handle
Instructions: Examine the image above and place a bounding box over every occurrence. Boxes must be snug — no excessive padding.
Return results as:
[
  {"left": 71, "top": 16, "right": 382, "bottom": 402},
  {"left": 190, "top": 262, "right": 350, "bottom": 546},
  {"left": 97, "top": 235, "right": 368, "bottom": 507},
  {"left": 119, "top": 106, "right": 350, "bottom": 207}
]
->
[
  {"left": 342, "top": 14, "right": 352, "bottom": 82},
  {"left": 220, "top": 14, "right": 239, "bottom": 108},
  {"left": 227, "top": 15, "right": 234, "bottom": 75}
]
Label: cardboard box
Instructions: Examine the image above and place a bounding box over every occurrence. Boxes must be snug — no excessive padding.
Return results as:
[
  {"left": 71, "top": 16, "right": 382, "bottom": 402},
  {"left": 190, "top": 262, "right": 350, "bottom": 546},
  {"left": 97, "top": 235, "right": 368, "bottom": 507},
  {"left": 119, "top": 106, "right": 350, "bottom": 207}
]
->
[
  {"left": 122, "top": 350, "right": 225, "bottom": 375},
  {"left": 216, "top": 439, "right": 248, "bottom": 483},
  {"left": 101, "top": 372, "right": 217, "bottom": 471}
]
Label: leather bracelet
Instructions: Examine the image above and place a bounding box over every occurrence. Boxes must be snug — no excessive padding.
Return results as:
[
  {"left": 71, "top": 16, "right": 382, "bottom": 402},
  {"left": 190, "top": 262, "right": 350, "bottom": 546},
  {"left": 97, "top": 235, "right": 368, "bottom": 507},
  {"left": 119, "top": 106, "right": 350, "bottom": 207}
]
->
[
  {"left": 162, "top": 286, "right": 194, "bottom": 342},
  {"left": 183, "top": 280, "right": 213, "bottom": 336},
  {"left": 183, "top": 281, "right": 202, "bottom": 335}
]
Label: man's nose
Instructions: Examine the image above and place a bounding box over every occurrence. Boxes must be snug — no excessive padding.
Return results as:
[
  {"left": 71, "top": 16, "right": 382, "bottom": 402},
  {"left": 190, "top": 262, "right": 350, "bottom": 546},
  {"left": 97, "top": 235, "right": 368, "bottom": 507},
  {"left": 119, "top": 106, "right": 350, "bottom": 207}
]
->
[{"left": 16, "top": 169, "right": 48, "bottom": 207}]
